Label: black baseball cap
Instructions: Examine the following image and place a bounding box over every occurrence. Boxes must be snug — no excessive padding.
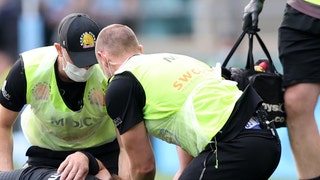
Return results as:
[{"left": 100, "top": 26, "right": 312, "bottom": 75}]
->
[{"left": 58, "top": 13, "right": 100, "bottom": 68}]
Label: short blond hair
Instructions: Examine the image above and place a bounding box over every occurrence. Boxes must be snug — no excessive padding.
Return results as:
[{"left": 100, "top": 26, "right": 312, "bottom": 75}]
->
[{"left": 96, "top": 24, "right": 140, "bottom": 58}]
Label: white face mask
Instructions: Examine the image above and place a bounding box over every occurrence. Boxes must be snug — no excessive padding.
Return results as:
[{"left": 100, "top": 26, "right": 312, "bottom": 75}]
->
[{"left": 62, "top": 56, "right": 94, "bottom": 82}]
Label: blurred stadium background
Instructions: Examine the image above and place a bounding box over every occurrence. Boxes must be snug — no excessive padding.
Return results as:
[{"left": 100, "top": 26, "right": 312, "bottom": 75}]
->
[{"left": 3, "top": 0, "right": 319, "bottom": 179}]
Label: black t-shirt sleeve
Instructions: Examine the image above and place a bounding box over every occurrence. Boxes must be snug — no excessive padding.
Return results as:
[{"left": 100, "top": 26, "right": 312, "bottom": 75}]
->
[
  {"left": 0, "top": 57, "right": 27, "bottom": 111},
  {"left": 106, "top": 72, "right": 146, "bottom": 135}
]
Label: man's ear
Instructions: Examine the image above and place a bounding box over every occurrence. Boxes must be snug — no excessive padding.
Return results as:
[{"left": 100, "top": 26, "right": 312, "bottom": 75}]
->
[
  {"left": 139, "top": 45, "right": 144, "bottom": 53},
  {"left": 97, "top": 51, "right": 106, "bottom": 63},
  {"left": 97, "top": 51, "right": 108, "bottom": 67},
  {"left": 54, "top": 43, "right": 63, "bottom": 57},
  {"left": 97, "top": 51, "right": 103, "bottom": 59}
]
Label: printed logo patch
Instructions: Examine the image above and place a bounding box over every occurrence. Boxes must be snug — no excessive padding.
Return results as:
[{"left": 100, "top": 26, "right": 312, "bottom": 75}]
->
[
  {"left": 1, "top": 80, "right": 10, "bottom": 100},
  {"left": 32, "top": 82, "right": 50, "bottom": 100},
  {"left": 80, "top": 32, "right": 96, "bottom": 48},
  {"left": 245, "top": 116, "right": 260, "bottom": 129},
  {"left": 88, "top": 88, "right": 105, "bottom": 106},
  {"left": 113, "top": 117, "right": 122, "bottom": 126},
  {"left": 48, "top": 173, "right": 60, "bottom": 180}
]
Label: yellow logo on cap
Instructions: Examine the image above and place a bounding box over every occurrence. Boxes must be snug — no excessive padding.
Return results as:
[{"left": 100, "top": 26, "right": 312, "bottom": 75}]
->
[{"left": 80, "top": 32, "right": 96, "bottom": 48}]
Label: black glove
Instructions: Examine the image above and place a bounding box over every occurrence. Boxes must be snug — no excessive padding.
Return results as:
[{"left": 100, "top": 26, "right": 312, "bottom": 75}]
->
[
  {"left": 230, "top": 68, "right": 252, "bottom": 91},
  {"left": 242, "top": 0, "right": 265, "bottom": 32}
]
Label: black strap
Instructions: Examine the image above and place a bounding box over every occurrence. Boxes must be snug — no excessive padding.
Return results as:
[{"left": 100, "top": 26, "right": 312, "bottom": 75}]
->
[
  {"left": 80, "top": 151, "right": 99, "bottom": 175},
  {"left": 222, "top": 30, "right": 279, "bottom": 74},
  {"left": 254, "top": 32, "right": 277, "bottom": 73},
  {"left": 222, "top": 31, "right": 246, "bottom": 68},
  {"left": 246, "top": 32, "right": 277, "bottom": 73},
  {"left": 247, "top": 33, "right": 254, "bottom": 72}
]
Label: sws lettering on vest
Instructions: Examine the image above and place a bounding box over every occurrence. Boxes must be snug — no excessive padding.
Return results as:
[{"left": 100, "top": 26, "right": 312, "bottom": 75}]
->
[
  {"left": 262, "top": 102, "right": 285, "bottom": 113},
  {"left": 51, "top": 117, "right": 93, "bottom": 128},
  {"left": 173, "top": 68, "right": 214, "bottom": 90}
]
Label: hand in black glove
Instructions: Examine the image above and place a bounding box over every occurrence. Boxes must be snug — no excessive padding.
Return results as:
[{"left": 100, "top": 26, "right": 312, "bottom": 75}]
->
[{"left": 242, "top": 0, "right": 265, "bottom": 32}]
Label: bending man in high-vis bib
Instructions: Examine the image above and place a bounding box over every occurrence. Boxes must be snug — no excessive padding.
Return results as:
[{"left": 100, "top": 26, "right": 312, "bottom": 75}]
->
[{"left": 95, "top": 24, "right": 281, "bottom": 180}]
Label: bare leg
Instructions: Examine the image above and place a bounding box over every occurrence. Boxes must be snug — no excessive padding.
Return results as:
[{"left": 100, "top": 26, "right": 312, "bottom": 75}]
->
[{"left": 285, "top": 83, "right": 320, "bottom": 179}]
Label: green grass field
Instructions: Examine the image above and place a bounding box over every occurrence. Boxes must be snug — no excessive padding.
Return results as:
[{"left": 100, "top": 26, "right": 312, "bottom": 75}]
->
[{"left": 155, "top": 174, "right": 293, "bottom": 180}]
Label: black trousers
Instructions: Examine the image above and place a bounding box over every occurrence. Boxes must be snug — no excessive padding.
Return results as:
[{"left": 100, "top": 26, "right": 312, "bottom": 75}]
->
[
  {"left": 0, "top": 140, "right": 119, "bottom": 180},
  {"left": 179, "top": 86, "right": 281, "bottom": 180},
  {"left": 179, "top": 128, "right": 281, "bottom": 180},
  {"left": 26, "top": 139, "right": 119, "bottom": 175}
]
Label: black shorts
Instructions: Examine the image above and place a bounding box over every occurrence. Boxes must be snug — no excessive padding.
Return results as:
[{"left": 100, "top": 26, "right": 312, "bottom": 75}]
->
[
  {"left": 0, "top": 166, "right": 99, "bottom": 180},
  {"left": 178, "top": 129, "right": 281, "bottom": 180},
  {"left": 278, "top": 4, "right": 320, "bottom": 87},
  {"left": 26, "top": 139, "right": 119, "bottom": 175}
]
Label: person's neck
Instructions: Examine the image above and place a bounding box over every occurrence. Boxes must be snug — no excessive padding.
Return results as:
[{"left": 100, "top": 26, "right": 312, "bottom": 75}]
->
[
  {"left": 120, "top": 53, "right": 140, "bottom": 64},
  {"left": 110, "top": 53, "right": 138, "bottom": 70}
]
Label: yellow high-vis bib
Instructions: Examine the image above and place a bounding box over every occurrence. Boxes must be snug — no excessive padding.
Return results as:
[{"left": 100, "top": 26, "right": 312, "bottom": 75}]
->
[{"left": 305, "top": 0, "right": 320, "bottom": 6}]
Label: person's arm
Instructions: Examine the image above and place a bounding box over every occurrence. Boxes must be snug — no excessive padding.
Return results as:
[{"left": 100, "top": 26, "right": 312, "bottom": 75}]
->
[
  {"left": 0, "top": 59, "right": 25, "bottom": 171},
  {"left": 173, "top": 146, "right": 194, "bottom": 180},
  {"left": 119, "top": 121, "right": 155, "bottom": 180},
  {"left": 116, "top": 129, "right": 131, "bottom": 180},
  {"left": 95, "top": 159, "right": 113, "bottom": 180},
  {"left": 106, "top": 73, "right": 152, "bottom": 179},
  {"left": 0, "top": 104, "right": 19, "bottom": 171}
]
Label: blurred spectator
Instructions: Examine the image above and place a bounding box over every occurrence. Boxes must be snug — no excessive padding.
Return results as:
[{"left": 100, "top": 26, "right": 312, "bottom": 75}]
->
[
  {"left": 0, "top": 0, "right": 21, "bottom": 61},
  {"left": 39, "top": 0, "right": 140, "bottom": 46},
  {"left": 0, "top": 51, "right": 13, "bottom": 86}
]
